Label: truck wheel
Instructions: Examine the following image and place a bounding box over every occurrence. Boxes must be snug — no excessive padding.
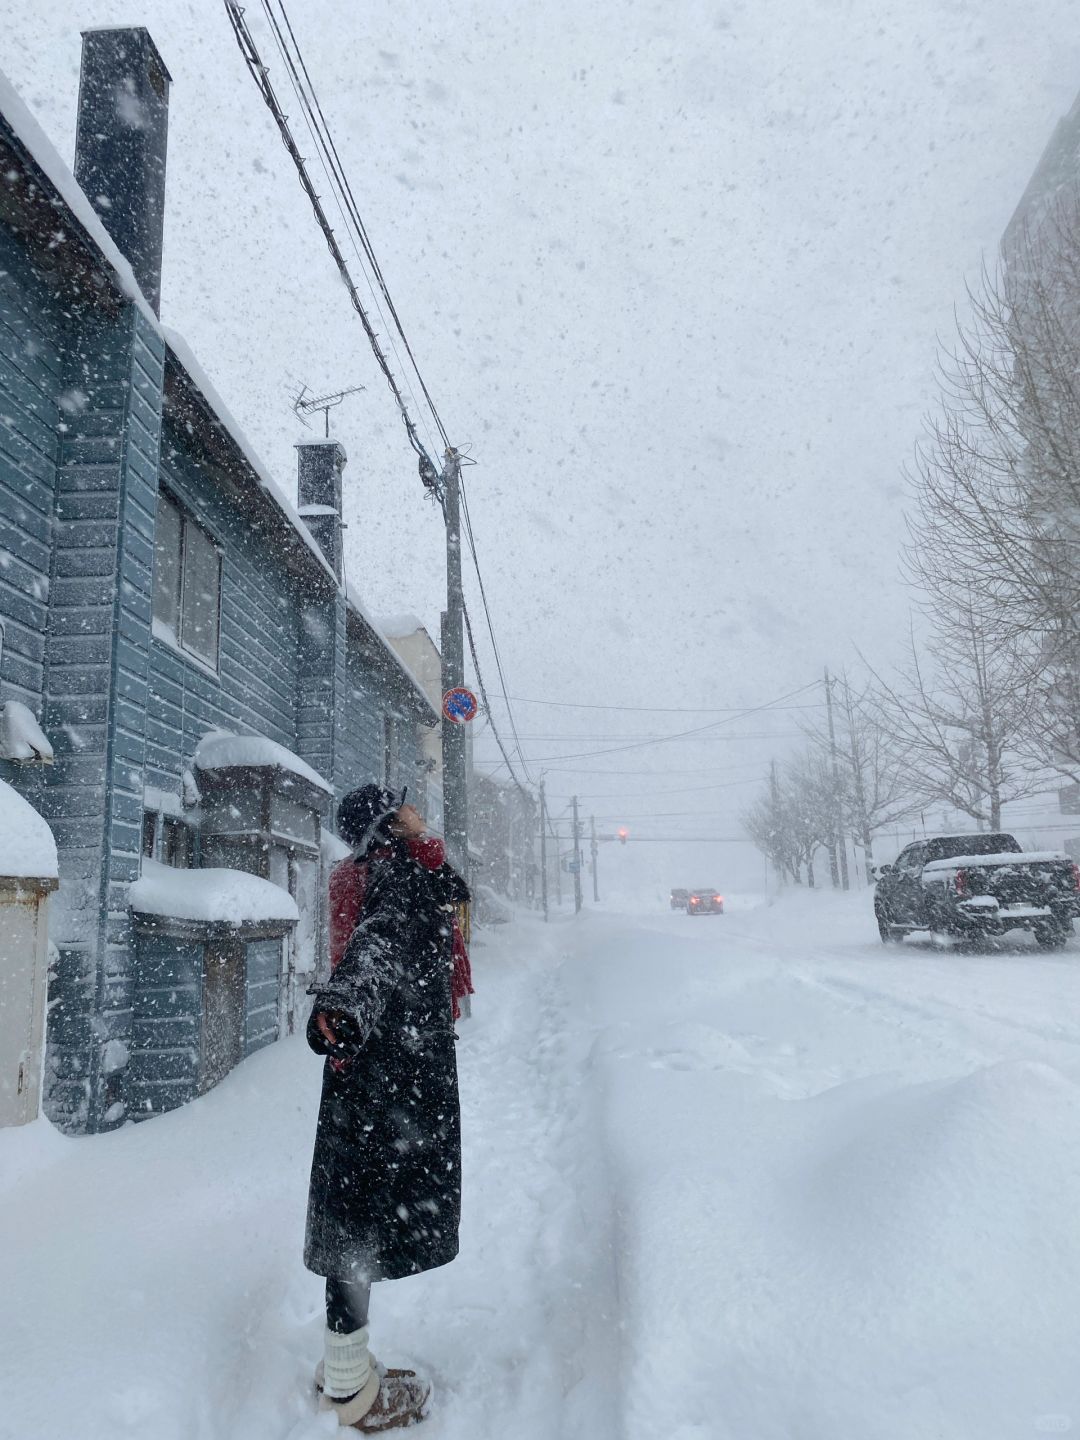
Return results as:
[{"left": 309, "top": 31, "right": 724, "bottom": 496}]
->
[
  {"left": 1035, "top": 922, "right": 1069, "bottom": 951},
  {"left": 876, "top": 908, "right": 901, "bottom": 944}
]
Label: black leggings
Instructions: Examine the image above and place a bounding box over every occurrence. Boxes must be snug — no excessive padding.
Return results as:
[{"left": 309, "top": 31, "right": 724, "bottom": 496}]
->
[{"left": 326, "top": 1276, "right": 372, "bottom": 1335}]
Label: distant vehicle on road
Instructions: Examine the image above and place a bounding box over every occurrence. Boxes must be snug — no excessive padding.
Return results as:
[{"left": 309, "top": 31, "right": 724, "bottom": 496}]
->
[
  {"left": 688, "top": 888, "right": 724, "bottom": 915},
  {"left": 873, "top": 833, "right": 1079, "bottom": 950},
  {"left": 670, "top": 887, "right": 689, "bottom": 910}
]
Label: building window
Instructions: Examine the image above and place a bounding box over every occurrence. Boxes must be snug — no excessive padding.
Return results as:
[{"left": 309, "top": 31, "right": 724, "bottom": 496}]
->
[
  {"left": 141, "top": 807, "right": 191, "bottom": 868},
  {"left": 153, "top": 491, "right": 221, "bottom": 668},
  {"left": 162, "top": 816, "right": 191, "bottom": 869}
]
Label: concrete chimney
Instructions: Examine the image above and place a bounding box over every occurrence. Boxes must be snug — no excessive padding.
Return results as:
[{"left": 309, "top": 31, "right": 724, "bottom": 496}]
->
[
  {"left": 74, "top": 28, "right": 171, "bottom": 316},
  {"left": 296, "top": 440, "right": 346, "bottom": 581}
]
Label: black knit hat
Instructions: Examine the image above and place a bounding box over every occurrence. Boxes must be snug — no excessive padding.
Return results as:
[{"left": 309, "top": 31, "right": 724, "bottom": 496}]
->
[{"left": 337, "top": 783, "right": 407, "bottom": 853}]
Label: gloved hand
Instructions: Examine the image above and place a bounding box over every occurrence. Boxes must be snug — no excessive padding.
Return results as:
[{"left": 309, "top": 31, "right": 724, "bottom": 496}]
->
[{"left": 307, "top": 1007, "right": 364, "bottom": 1059}]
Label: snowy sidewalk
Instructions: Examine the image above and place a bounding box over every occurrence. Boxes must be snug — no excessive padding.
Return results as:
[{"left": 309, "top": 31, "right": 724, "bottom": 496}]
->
[
  {"left": 4, "top": 896, "right": 1080, "bottom": 1440},
  {"left": 0, "top": 913, "right": 617, "bottom": 1440}
]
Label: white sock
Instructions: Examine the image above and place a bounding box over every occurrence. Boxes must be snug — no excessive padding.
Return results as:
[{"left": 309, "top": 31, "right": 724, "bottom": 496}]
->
[{"left": 323, "top": 1325, "right": 372, "bottom": 1400}]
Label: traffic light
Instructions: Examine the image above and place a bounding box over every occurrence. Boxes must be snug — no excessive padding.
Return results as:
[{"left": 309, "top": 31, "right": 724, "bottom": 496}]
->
[{"left": 617, "top": 826, "right": 628, "bottom": 845}]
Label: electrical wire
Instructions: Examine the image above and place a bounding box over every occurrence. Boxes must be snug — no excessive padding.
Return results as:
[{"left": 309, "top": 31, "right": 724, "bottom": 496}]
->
[
  {"left": 487, "top": 695, "right": 828, "bottom": 715},
  {"left": 224, "top": 0, "right": 436, "bottom": 467},
  {"left": 461, "top": 599, "right": 532, "bottom": 801},
  {"left": 273, "top": 1, "right": 452, "bottom": 451},
  {"left": 459, "top": 479, "right": 535, "bottom": 783},
  {"left": 522, "top": 683, "right": 819, "bottom": 763},
  {"left": 227, "top": 2, "right": 537, "bottom": 808},
  {"left": 261, "top": 0, "right": 446, "bottom": 465}
]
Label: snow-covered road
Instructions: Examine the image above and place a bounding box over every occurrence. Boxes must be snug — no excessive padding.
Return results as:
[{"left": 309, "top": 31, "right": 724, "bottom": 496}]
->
[{"left": 3, "top": 890, "right": 1080, "bottom": 1440}]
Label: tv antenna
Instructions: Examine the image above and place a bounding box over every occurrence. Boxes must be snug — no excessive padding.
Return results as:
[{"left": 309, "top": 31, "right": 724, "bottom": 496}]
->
[{"left": 292, "top": 382, "right": 366, "bottom": 438}]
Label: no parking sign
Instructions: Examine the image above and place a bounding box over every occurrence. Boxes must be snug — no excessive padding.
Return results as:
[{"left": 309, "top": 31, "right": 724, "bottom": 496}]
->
[{"left": 442, "top": 687, "right": 479, "bottom": 724}]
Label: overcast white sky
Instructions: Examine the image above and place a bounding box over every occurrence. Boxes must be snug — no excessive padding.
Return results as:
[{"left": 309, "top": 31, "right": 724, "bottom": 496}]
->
[{"left": 5, "top": 0, "right": 1080, "bottom": 890}]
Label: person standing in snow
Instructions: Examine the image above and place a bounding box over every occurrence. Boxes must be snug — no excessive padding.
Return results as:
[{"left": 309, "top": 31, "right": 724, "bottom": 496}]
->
[{"left": 304, "top": 784, "right": 471, "bottom": 1431}]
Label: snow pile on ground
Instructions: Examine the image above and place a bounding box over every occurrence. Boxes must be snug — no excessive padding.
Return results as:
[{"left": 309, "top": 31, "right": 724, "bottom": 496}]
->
[
  {"left": 128, "top": 859, "right": 299, "bottom": 923},
  {"left": 3, "top": 892, "right": 1080, "bottom": 1438},
  {"left": 0, "top": 779, "right": 57, "bottom": 879}
]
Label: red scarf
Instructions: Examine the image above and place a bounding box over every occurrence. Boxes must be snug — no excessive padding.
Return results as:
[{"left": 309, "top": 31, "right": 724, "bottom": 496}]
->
[{"left": 328, "top": 835, "right": 475, "bottom": 1019}]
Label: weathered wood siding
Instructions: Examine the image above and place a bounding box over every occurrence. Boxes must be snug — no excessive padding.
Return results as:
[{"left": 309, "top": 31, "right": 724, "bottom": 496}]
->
[
  {"left": 0, "top": 228, "right": 62, "bottom": 731},
  {"left": 145, "top": 424, "right": 303, "bottom": 801}
]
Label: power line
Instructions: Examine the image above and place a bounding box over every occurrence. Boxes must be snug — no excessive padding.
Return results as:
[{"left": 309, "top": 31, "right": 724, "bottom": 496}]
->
[
  {"left": 224, "top": 0, "right": 438, "bottom": 468},
  {"left": 461, "top": 600, "right": 532, "bottom": 802},
  {"left": 487, "top": 694, "right": 827, "bottom": 715},
  {"left": 474, "top": 759, "right": 780, "bottom": 777},
  {"left": 272, "top": 1, "right": 452, "bottom": 450},
  {"left": 227, "top": 2, "right": 535, "bottom": 821},
  {"left": 544, "top": 777, "right": 762, "bottom": 800},
  {"left": 520, "top": 682, "right": 821, "bottom": 763},
  {"left": 459, "top": 480, "right": 534, "bottom": 785}
]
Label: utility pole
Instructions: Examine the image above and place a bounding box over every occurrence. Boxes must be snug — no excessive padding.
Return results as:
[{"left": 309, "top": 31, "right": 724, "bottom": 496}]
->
[
  {"left": 576, "top": 794, "right": 584, "bottom": 915},
  {"left": 539, "top": 778, "right": 549, "bottom": 922},
  {"left": 590, "top": 814, "right": 600, "bottom": 903},
  {"left": 554, "top": 819, "right": 563, "bottom": 907},
  {"left": 824, "top": 667, "right": 849, "bottom": 891},
  {"left": 441, "top": 448, "right": 468, "bottom": 877}
]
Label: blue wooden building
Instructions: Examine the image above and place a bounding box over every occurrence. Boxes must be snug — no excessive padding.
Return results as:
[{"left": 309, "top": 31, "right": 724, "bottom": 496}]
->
[{"left": 0, "top": 28, "right": 437, "bottom": 1134}]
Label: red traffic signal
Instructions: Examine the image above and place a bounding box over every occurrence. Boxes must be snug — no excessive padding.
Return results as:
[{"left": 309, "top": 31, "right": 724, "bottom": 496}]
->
[{"left": 617, "top": 827, "right": 629, "bottom": 845}]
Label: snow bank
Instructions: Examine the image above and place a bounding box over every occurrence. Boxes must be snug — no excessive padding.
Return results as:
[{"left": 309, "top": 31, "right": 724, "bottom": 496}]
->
[
  {"left": 128, "top": 859, "right": 298, "bottom": 923},
  {"left": 193, "top": 729, "right": 331, "bottom": 794},
  {"left": 575, "top": 896, "right": 1080, "bottom": 1439},
  {"left": 0, "top": 780, "right": 57, "bottom": 880}
]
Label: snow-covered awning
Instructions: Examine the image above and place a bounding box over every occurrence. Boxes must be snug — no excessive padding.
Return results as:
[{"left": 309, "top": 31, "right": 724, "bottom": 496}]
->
[
  {"left": 193, "top": 729, "right": 332, "bottom": 794},
  {"left": 128, "top": 859, "right": 298, "bottom": 924},
  {"left": 0, "top": 781, "right": 58, "bottom": 882}
]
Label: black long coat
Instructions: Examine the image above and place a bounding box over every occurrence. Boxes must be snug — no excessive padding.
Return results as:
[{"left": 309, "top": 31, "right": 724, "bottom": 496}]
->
[{"left": 303, "top": 842, "right": 469, "bottom": 1282}]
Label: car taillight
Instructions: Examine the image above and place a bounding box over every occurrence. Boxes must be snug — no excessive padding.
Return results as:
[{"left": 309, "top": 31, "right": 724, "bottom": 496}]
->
[
  {"left": 690, "top": 897, "right": 700, "bottom": 905},
  {"left": 714, "top": 895, "right": 723, "bottom": 904},
  {"left": 1071, "top": 863, "right": 1080, "bottom": 892},
  {"left": 955, "top": 868, "right": 970, "bottom": 897}
]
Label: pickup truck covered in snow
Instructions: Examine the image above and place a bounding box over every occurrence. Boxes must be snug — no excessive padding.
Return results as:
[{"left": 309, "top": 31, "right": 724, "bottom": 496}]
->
[{"left": 873, "top": 832, "right": 1079, "bottom": 950}]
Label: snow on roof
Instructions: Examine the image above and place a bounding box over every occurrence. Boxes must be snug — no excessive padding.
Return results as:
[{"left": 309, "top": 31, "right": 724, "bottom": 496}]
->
[
  {"left": 162, "top": 328, "right": 339, "bottom": 590},
  {"left": 379, "top": 613, "right": 427, "bottom": 640},
  {"left": 923, "top": 851, "right": 1069, "bottom": 872},
  {"left": 0, "top": 65, "right": 158, "bottom": 327},
  {"left": 193, "top": 729, "right": 332, "bottom": 794},
  {"left": 161, "top": 334, "right": 436, "bottom": 725},
  {"left": 129, "top": 859, "right": 298, "bottom": 924},
  {"left": 0, "top": 781, "right": 58, "bottom": 881}
]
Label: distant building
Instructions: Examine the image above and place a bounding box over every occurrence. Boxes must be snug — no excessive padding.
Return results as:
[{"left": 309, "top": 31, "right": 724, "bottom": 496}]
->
[
  {"left": 470, "top": 771, "right": 537, "bottom": 906},
  {"left": 0, "top": 28, "right": 438, "bottom": 1134}
]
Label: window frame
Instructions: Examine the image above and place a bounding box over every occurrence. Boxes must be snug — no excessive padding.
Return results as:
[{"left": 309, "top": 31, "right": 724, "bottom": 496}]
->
[{"left": 152, "top": 488, "right": 223, "bottom": 673}]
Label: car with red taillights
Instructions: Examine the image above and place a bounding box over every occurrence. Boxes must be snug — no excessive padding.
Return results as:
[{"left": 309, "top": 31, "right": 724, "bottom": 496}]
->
[
  {"left": 873, "top": 832, "right": 1079, "bottom": 950},
  {"left": 687, "top": 888, "right": 724, "bottom": 915}
]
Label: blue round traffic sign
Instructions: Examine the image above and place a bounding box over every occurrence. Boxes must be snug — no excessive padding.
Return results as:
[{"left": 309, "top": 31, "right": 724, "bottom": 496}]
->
[{"left": 442, "top": 687, "right": 479, "bottom": 724}]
